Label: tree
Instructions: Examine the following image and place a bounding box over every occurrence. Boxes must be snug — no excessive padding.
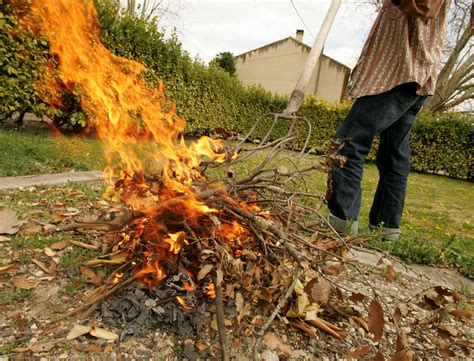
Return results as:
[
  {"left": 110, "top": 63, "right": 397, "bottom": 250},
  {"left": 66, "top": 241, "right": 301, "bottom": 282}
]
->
[
  {"left": 425, "top": 0, "right": 473, "bottom": 112},
  {"left": 209, "top": 52, "right": 237, "bottom": 77},
  {"left": 124, "top": 0, "right": 182, "bottom": 23}
]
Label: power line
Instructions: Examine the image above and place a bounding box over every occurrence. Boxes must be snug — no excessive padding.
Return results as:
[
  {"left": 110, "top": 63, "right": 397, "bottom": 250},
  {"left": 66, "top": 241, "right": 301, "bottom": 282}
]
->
[{"left": 290, "top": 0, "right": 315, "bottom": 40}]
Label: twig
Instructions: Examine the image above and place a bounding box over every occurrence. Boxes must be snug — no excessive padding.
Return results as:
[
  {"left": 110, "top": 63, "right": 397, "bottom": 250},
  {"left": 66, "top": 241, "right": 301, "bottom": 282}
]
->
[
  {"left": 211, "top": 271, "right": 230, "bottom": 361},
  {"left": 52, "top": 275, "right": 138, "bottom": 322},
  {"left": 253, "top": 268, "right": 302, "bottom": 360}
]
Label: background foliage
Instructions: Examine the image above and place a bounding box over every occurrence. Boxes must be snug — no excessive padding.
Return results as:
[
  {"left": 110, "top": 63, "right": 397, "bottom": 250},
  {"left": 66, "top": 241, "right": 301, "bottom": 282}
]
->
[{"left": 1, "top": 0, "right": 472, "bottom": 179}]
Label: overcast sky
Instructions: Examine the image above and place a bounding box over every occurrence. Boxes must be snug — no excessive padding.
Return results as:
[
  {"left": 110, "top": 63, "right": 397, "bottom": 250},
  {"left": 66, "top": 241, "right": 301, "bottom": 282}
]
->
[{"left": 158, "top": 1, "right": 378, "bottom": 69}]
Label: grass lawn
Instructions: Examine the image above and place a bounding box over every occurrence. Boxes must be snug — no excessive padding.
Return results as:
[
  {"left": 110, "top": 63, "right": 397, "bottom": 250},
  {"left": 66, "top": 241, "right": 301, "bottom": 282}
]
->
[{"left": 0, "top": 125, "right": 472, "bottom": 276}]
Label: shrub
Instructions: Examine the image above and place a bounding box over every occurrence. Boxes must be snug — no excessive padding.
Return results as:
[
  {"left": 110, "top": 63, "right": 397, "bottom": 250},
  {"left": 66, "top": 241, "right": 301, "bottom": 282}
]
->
[{"left": 1, "top": 0, "right": 471, "bottom": 179}]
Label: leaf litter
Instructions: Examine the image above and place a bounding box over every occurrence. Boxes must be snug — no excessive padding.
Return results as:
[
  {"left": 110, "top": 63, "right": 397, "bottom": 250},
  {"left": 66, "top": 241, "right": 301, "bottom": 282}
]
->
[{"left": 0, "top": 185, "right": 473, "bottom": 359}]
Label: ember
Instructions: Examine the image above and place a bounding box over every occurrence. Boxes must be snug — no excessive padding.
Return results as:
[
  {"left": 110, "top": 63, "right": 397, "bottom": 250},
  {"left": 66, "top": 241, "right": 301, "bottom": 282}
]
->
[{"left": 18, "top": 0, "right": 360, "bottom": 358}]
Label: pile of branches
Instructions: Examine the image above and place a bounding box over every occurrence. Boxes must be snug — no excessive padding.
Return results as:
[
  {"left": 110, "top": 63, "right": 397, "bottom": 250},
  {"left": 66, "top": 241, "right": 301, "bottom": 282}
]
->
[{"left": 54, "top": 131, "right": 363, "bottom": 359}]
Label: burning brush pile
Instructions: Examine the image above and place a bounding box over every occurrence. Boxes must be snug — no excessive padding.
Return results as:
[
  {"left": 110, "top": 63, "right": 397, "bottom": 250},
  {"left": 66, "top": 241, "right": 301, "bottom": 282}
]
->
[{"left": 18, "top": 0, "right": 360, "bottom": 358}]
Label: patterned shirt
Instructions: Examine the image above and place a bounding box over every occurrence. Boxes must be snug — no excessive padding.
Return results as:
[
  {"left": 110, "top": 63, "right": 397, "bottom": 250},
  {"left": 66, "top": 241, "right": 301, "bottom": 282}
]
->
[{"left": 350, "top": 0, "right": 449, "bottom": 98}]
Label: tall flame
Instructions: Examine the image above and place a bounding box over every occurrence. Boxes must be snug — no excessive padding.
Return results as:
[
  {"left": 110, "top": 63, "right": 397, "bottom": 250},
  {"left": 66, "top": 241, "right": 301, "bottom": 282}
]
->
[
  {"left": 19, "top": 0, "right": 264, "bottom": 297},
  {"left": 21, "top": 0, "right": 226, "bottom": 200}
]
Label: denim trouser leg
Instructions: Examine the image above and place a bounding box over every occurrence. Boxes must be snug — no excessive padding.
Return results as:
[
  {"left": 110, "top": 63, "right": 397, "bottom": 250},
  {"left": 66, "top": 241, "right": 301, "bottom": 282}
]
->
[
  {"left": 327, "top": 84, "right": 426, "bottom": 234},
  {"left": 369, "top": 100, "right": 425, "bottom": 231}
]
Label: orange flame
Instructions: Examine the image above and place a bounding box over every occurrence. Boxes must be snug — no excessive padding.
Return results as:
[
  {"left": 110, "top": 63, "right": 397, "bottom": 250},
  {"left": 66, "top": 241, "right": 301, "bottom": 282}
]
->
[
  {"left": 206, "top": 283, "right": 216, "bottom": 299},
  {"left": 22, "top": 0, "right": 227, "bottom": 205},
  {"left": 176, "top": 296, "right": 195, "bottom": 310}
]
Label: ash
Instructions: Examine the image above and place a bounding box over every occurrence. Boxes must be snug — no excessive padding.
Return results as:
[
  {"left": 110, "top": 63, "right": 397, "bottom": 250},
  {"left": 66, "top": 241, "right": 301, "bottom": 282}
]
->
[{"left": 99, "top": 285, "right": 207, "bottom": 342}]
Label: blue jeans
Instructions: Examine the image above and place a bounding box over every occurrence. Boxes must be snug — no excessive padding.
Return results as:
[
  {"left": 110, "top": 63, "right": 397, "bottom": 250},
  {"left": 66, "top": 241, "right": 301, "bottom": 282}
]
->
[{"left": 328, "top": 83, "right": 427, "bottom": 234}]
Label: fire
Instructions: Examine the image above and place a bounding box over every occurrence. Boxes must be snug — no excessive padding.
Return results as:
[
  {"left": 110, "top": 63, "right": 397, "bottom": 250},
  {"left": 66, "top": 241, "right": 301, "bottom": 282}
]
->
[
  {"left": 20, "top": 0, "right": 264, "bottom": 302},
  {"left": 206, "top": 283, "right": 216, "bottom": 299},
  {"left": 176, "top": 296, "right": 195, "bottom": 310}
]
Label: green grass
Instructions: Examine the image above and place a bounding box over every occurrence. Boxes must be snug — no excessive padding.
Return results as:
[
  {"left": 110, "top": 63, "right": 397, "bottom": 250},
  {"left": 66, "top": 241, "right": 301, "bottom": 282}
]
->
[
  {"left": 0, "top": 126, "right": 472, "bottom": 276},
  {"left": 0, "top": 342, "right": 25, "bottom": 355},
  {"left": 0, "top": 127, "right": 104, "bottom": 176},
  {"left": 0, "top": 289, "right": 33, "bottom": 305}
]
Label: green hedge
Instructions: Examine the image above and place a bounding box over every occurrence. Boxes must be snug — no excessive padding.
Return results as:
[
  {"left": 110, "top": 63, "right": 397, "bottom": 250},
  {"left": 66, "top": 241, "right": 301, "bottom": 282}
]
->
[{"left": 1, "top": 0, "right": 472, "bottom": 179}]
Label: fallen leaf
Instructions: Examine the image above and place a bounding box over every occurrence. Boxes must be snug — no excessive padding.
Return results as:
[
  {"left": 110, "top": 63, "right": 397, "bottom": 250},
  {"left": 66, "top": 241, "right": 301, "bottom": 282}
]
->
[
  {"left": 349, "top": 292, "right": 365, "bottom": 303},
  {"left": 0, "top": 209, "right": 23, "bottom": 234},
  {"left": 66, "top": 324, "right": 92, "bottom": 340},
  {"left": 44, "top": 247, "right": 56, "bottom": 257},
  {"left": 49, "top": 240, "right": 68, "bottom": 250},
  {"left": 437, "top": 324, "right": 458, "bottom": 337},
  {"left": 12, "top": 276, "right": 35, "bottom": 290},
  {"left": 42, "top": 224, "right": 57, "bottom": 235},
  {"left": 289, "top": 320, "right": 317, "bottom": 337},
  {"left": 210, "top": 319, "right": 218, "bottom": 331},
  {"left": 75, "top": 344, "right": 101, "bottom": 352},
  {"left": 263, "top": 332, "right": 292, "bottom": 356},
  {"left": 0, "top": 263, "right": 20, "bottom": 273},
  {"left": 449, "top": 308, "right": 472, "bottom": 323},
  {"left": 0, "top": 235, "right": 11, "bottom": 242},
  {"left": 395, "top": 333, "right": 409, "bottom": 352},
  {"left": 12, "top": 347, "right": 31, "bottom": 353},
  {"left": 21, "top": 219, "right": 43, "bottom": 235},
  {"left": 346, "top": 345, "right": 372, "bottom": 359},
  {"left": 195, "top": 342, "right": 208, "bottom": 351},
  {"left": 70, "top": 240, "right": 99, "bottom": 251},
  {"left": 235, "top": 292, "right": 244, "bottom": 312},
  {"left": 368, "top": 299, "right": 385, "bottom": 342},
  {"left": 390, "top": 350, "right": 414, "bottom": 361},
  {"left": 385, "top": 264, "right": 395, "bottom": 283},
  {"left": 90, "top": 327, "right": 118, "bottom": 340},
  {"left": 103, "top": 345, "right": 113, "bottom": 353},
  {"left": 323, "top": 261, "right": 344, "bottom": 276},
  {"left": 439, "top": 349, "right": 455, "bottom": 357},
  {"left": 30, "top": 342, "right": 55, "bottom": 353},
  {"left": 304, "top": 277, "right": 332, "bottom": 305},
  {"left": 197, "top": 264, "right": 213, "bottom": 281}
]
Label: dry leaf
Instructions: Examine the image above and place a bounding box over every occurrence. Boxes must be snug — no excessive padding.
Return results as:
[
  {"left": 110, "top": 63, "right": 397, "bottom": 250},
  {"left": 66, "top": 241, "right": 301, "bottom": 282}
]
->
[
  {"left": 195, "top": 342, "right": 208, "bottom": 351},
  {"left": 349, "top": 292, "right": 365, "bottom": 303},
  {"left": 437, "top": 324, "right": 458, "bottom": 337},
  {"left": 449, "top": 308, "right": 472, "bottom": 323},
  {"left": 197, "top": 264, "right": 213, "bottom": 281},
  {"left": 289, "top": 320, "right": 317, "bottom": 337},
  {"left": 368, "top": 299, "right": 385, "bottom": 342},
  {"left": 346, "top": 345, "right": 372, "bottom": 359},
  {"left": 44, "top": 247, "right": 56, "bottom": 257},
  {"left": 0, "top": 209, "right": 23, "bottom": 235},
  {"left": 75, "top": 344, "right": 101, "bottom": 352},
  {"left": 304, "top": 277, "right": 332, "bottom": 305},
  {"left": 385, "top": 264, "right": 395, "bottom": 283},
  {"left": 21, "top": 219, "right": 43, "bottom": 235},
  {"left": 70, "top": 240, "right": 99, "bottom": 250},
  {"left": 235, "top": 292, "right": 244, "bottom": 312},
  {"left": 30, "top": 342, "right": 55, "bottom": 353},
  {"left": 263, "top": 332, "right": 292, "bottom": 356},
  {"left": 66, "top": 324, "right": 92, "bottom": 340},
  {"left": 323, "top": 260, "right": 344, "bottom": 276},
  {"left": 395, "top": 333, "right": 409, "bottom": 352},
  {"left": 390, "top": 349, "right": 414, "bottom": 361},
  {"left": 90, "top": 327, "right": 118, "bottom": 340},
  {"left": 0, "top": 263, "right": 20, "bottom": 273},
  {"left": 12, "top": 276, "right": 35, "bottom": 290},
  {"left": 50, "top": 240, "right": 68, "bottom": 250},
  {"left": 210, "top": 319, "right": 218, "bottom": 331},
  {"left": 0, "top": 235, "right": 11, "bottom": 242}
]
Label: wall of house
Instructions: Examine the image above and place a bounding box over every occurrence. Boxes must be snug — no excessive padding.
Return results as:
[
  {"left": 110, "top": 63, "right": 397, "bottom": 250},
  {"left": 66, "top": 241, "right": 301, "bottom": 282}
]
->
[{"left": 235, "top": 38, "right": 350, "bottom": 103}]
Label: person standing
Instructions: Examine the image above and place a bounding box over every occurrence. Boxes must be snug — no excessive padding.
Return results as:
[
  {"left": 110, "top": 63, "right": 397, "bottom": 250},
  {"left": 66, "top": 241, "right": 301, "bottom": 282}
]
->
[{"left": 327, "top": 0, "right": 450, "bottom": 240}]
